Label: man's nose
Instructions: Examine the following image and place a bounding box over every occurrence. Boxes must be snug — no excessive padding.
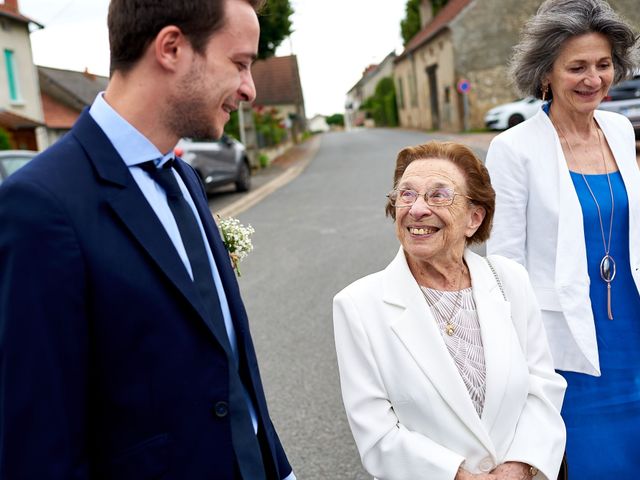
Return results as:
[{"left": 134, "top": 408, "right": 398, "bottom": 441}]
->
[{"left": 239, "top": 71, "right": 256, "bottom": 103}]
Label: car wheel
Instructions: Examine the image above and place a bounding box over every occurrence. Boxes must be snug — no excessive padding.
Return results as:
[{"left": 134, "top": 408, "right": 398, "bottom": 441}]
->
[
  {"left": 507, "top": 114, "right": 525, "bottom": 128},
  {"left": 235, "top": 160, "right": 251, "bottom": 192}
]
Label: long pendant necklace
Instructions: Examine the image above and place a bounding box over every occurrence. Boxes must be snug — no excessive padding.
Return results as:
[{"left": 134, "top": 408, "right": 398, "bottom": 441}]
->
[{"left": 553, "top": 119, "right": 616, "bottom": 320}]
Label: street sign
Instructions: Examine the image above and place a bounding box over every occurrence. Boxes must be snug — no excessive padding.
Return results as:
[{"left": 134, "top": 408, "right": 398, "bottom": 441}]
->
[{"left": 457, "top": 78, "right": 471, "bottom": 94}]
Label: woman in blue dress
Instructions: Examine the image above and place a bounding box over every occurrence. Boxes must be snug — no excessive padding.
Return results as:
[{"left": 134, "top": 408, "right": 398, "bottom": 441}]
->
[{"left": 485, "top": 0, "right": 640, "bottom": 477}]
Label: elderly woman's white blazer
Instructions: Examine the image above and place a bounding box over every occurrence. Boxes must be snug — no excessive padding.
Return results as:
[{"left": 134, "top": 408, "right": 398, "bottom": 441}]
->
[
  {"left": 333, "top": 248, "right": 566, "bottom": 480},
  {"left": 486, "top": 109, "right": 640, "bottom": 375}
]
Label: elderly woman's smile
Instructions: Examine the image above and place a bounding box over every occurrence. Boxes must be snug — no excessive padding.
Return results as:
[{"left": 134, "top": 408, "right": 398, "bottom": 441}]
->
[{"left": 394, "top": 158, "right": 485, "bottom": 270}]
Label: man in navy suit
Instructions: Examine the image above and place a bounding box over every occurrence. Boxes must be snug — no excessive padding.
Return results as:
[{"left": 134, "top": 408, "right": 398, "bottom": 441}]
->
[{"left": 0, "top": 0, "right": 295, "bottom": 478}]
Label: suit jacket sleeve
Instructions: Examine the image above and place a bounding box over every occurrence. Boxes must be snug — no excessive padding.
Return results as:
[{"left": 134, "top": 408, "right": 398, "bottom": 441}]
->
[
  {"left": 333, "top": 290, "right": 465, "bottom": 479},
  {"left": 493, "top": 257, "right": 567, "bottom": 480},
  {"left": 0, "top": 179, "right": 90, "bottom": 478},
  {"left": 485, "top": 135, "right": 529, "bottom": 266}
]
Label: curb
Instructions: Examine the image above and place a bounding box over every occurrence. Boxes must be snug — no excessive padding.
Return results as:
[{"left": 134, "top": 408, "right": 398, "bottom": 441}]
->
[{"left": 213, "top": 135, "right": 322, "bottom": 218}]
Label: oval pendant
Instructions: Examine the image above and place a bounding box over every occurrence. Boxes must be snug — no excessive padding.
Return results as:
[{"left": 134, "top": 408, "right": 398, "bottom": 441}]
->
[
  {"left": 600, "top": 255, "right": 617, "bottom": 283},
  {"left": 446, "top": 324, "right": 455, "bottom": 336}
]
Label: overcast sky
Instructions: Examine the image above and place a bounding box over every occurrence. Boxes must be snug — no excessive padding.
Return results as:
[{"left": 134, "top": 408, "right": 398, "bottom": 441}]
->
[{"left": 19, "top": 0, "right": 406, "bottom": 117}]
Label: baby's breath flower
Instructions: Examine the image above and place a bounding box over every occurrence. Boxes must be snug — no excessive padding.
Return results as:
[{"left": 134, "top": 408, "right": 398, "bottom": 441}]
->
[{"left": 217, "top": 215, "right": 255, "bottom": 276}]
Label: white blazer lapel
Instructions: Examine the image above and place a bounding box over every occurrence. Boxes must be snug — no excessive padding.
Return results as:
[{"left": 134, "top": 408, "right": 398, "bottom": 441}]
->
[
  {"left": 541, "top": 113, "right": 600, "bottom": 372},
  {"left": 596, "top": 110, "right": 640, "bottom": 294},
  {"left": 464, "top": 252, "right": 513, "bottom": 436},
  {"left": 385, "top": 248, "right": 494, "bottom": 454}
]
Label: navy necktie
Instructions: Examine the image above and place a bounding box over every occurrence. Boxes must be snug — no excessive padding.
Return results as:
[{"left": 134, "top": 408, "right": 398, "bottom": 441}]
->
[{"left": 141, "top": 160, "right": 266, "bottom": 480}]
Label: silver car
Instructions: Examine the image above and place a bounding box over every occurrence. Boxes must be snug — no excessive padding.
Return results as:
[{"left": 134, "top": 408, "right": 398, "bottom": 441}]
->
[
  {"left": 0, "top": 150, "right": 37, "bottom": 185},
  {"left": 175, "top": 135, "right": 251, "bottom": 193}
]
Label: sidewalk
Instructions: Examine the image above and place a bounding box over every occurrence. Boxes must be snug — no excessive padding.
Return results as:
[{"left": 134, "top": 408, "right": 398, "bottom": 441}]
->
[{"left": 209, "top": 135, "right": 321, "bottom": 218}]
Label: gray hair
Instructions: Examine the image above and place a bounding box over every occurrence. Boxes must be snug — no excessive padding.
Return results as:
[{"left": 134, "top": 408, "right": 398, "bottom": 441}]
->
[{"left": 510, "top": 0, "right": 639, "bottom": 99}]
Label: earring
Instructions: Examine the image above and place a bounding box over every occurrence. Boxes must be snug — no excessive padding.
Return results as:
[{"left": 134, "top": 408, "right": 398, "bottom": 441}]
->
[{"left": 541, "top": 84, "right": 549, "bottom": 102}]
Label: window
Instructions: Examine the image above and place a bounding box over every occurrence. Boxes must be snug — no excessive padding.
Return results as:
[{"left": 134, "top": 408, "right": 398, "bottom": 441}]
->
[{"left": 4, "top": 49, "right": 22, "bottom": 102}]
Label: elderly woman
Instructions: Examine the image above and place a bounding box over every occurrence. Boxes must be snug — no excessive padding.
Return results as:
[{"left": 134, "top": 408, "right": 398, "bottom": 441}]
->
[
  {"left": 485, "top": 0, "right": 640, "bottom": 477},
  {"left": 334, "top": 141, "right": 566, "bottom": 480}
]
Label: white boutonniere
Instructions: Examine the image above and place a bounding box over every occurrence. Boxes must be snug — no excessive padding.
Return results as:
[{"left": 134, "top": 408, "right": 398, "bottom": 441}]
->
[{"left": 216, "top": 215, "right": 255, "bottom": 276}]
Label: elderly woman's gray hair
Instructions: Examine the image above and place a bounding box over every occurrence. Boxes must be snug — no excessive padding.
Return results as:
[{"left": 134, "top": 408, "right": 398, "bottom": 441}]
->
[{"left": 510, "top": 0, "right": 639, "bottom": 99}]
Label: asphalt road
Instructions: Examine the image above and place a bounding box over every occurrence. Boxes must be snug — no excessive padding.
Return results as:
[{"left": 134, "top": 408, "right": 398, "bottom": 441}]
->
[{"left": 223, "top": 129, "right": 491, "bottom": 479}]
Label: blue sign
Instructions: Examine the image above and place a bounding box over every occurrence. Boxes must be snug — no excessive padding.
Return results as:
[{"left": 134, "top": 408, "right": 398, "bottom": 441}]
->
[{"left": 457, "top": 79, "right": 471, "bottom": 94}]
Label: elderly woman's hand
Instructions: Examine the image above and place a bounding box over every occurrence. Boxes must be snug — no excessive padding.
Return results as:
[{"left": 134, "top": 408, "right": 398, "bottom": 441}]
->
[
  {"left": 490, "top": 461, "right": 533, "bottom": 479},
  {"left": 455, "top": 467, "right": 499, "bottom": 480}
]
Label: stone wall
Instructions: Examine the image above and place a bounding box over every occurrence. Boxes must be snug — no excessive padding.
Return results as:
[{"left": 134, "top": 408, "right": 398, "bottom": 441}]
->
[{"left": 395, "top": 0, "right": 640, "bottom": 132}]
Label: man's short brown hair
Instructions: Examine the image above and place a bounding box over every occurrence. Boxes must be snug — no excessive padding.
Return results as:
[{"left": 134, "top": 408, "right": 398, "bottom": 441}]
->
[{"left": 107, "top": 0, "right": 265, "bottom": 74}]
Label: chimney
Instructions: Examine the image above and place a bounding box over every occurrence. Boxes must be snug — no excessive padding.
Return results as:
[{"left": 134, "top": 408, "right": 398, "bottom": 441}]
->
[
  {"left": 83, "top": 68, "right": 96, "bottom": 81},
  {"left": 0, "top": 0, "right": 20, "bottom": 14},
  {"left": 420, "top": 0, "right": 433, "bottom": 28}
]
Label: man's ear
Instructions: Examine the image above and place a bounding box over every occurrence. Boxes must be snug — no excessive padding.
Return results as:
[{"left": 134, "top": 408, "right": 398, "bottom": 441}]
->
[{"left": 153, "top": 25, "right": 189, "bottom": 72}]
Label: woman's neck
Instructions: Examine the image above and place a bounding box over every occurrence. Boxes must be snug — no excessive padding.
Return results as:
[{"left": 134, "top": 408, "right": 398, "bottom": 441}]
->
[
  {"left": 408, "top": 253, "right": 470, "bottom": 291},
  {"left": 549, "top": 103, "right": 597, "bottom": 140}
]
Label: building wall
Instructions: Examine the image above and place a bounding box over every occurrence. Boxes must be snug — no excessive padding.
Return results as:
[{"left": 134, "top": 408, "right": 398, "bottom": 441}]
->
[
  {"left": 395, "top": 55, "right": 423, "bottom": 129},
  {"left": 449, "top": 0, "right": 540, "bottom": 129},
  {"left": 0, "top": 17, "right": 44, "bottom": 123},
  {"left": 395, "top": 30, "right": 458, "bottom": 131}
]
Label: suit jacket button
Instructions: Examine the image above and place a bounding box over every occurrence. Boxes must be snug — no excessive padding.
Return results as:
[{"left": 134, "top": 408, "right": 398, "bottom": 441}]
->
[{"left": 214, "top": 401, "right": 229, "bottom": 417}]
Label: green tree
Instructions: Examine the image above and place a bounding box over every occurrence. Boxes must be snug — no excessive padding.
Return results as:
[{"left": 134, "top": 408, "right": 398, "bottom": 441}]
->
[
  {"left": 258, "top": 0, "right": 294, "bottom": 59},
  {"left": 400, "top": 0, "right": 421, "bottom": 46},
  {"left": 0, "top": 127, "right": 11, "bottom": 150},
  {"left": 325, "top": 114, "right": 344, "bottom": 127},
  {"left": 432, "top": 0, "right": 449, "bottom": 16},
  {"left": 361, "top": 77, "right": 398, "bottom": 128}
]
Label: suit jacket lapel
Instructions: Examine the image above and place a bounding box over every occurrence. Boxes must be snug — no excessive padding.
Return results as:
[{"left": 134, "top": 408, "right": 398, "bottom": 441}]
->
[
  {"left": 172, "top": 159, "right": 250, "bottom": 339},
  {"left": 385, "top": 248, "right": 494, "bottom": 454},
  {"left": 71, "top": 111, "right": 230, "bottom": 351}
]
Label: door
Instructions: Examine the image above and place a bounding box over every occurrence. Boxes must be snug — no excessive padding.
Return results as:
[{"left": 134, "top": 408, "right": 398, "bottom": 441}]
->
[{"left": 426, "top": 65, "right": 440, "bottom": 130}]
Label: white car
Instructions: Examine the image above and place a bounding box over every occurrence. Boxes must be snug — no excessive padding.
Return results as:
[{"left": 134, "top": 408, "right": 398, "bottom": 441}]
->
[{"left": 484, "top": 97, "right": 544, "bottom": 130}]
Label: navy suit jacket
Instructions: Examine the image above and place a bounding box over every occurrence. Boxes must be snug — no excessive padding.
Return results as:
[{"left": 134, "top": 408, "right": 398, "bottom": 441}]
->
[{"left": 0, "top": 111, "right": 292, "bottom": 479}]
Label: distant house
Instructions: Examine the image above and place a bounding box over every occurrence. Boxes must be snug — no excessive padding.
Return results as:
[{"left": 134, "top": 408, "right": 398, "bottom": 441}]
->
[
  {"left": 307, "top": 114, "right": 329, "bottom": 133},
  {"left": 38, "top": 66, "right": 108, "bottom": 146},
  {"left": 345, "top": 51, "right": 396, "bottom": 129},
  {"left": 394, "top": 0, "right": 640, "bottom": 131},
  {"left": 251, "top": 54, "right": 306, "bottom": 142},
  {"left": 0, "top": 0, "right": 44, "bottom": 150}
]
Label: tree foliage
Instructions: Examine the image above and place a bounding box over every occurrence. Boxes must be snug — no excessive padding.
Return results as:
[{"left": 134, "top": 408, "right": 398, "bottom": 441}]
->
[
  {"left": 0, "top": 127, "right": 11, "bottom": 150},
  {"left": 400, "top": 0, "right": 421, "bottom": 46},
  {"left": 432, "top": 0, "right": 449, "bottom": 16},
  {"left": 258, "top": 0, "right": 294, "bottom": 60},
  {"left": 400, "top": 0, "right": 450, "bottom": 45},
  {"left": 361, "top": 77, "right": 398, "bottom": 127},
  {"left": 325, "top": 114, "right": 344, "bottom": 127}
]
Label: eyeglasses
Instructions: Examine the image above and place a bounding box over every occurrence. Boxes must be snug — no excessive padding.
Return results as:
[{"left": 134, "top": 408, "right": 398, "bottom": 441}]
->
[{"left": 387, "top": 188, "right": 473, "bottom": 207}]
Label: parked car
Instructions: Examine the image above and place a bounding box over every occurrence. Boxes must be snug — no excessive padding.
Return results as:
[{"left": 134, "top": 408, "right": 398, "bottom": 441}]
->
[
  {"left": 598, "top": 75, "right": 640, "bottom": 139},
  {"left": 0, "top": 150, "right": 37, "bottom": 184},
  {"left": 175, "top": 135, "right": 251, "bottom": 193},
  {"left": 602, "top": 74, "right": 640, "bottom": 102},
  {"left": 484, "top": 97, "right": 544, "bottom": 130}
]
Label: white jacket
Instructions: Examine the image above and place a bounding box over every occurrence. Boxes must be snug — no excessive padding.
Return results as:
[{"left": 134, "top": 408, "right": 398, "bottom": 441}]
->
[
  {"left": 486, "top": 109, "right": 640, "bottom": 375},
  {"left": 333, "top": 248, "right": 566, "bottom": 480}
]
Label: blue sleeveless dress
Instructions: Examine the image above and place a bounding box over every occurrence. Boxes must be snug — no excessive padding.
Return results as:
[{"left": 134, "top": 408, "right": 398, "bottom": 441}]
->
[{"left": 559, "top": 171, "right": 640, "bottom": 479}]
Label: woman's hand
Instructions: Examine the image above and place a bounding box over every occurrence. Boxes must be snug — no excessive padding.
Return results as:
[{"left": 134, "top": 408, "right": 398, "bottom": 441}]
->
[
  {"left": 455, "top": 467, "right": 498, "bottom": 480},
  {"left": 491, "top": 461, "right": 533, "bottom": 479}
]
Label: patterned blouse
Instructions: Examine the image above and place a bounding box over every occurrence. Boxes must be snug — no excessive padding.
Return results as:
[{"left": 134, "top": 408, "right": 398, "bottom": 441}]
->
[{"left": 420, "top": 286, "right": 487, "bottom": 417}]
